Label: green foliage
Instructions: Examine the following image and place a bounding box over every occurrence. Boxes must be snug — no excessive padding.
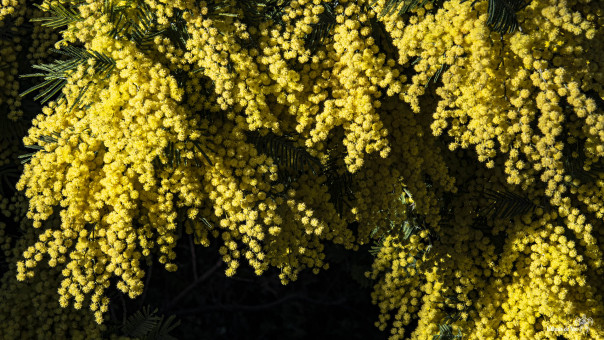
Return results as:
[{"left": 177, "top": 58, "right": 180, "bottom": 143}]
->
[
  {"left": 105, "top": 0, "right": 155, "bottom": 49},
  {"left": 374, "top": 0, "right": 530, "bottom": 34},
  {"left": 246, "top": 131, "right": 356, "bottom": 216},
  {"left": 153, "top": 140, "right": 212, "bottom": 169},
  {"left": 464, "top": 0, "right": 531, "bottom": 34},
  {"left": 246, "top": 130, "right": 322, "bottom": 177},
  {"left": 369, "top": 188, "right": 421, "bottom": 256},
  {"left": 17, "top": 144, "right": 45, "bottom": 165},
  {"left": 369, "top": 218, "right": 419, "bottom": 256},
  {"left": 320, "top": 155, "right": 354, "bottom": 216},
  {"left": 483, "top": 0, "right": 530, "bottom": 34},
  {"left": 371, "top": 0, "right": 435, "bottom": 18},
  {"left": 563, "top": 139, "right": 604, "bottom": 186},
  {"left": 368, "top": 16, "right": 398, "bottom": 61},
  {"left": 17, "top": 133, "right": 60, "bottom": 164},
  {"left": 163, "top": 9, "right": 190, "bottom": 50},
  {"left": 240, "top": 0, "right": 291, "bottom": 24},
  {"left": 203, "top": 0, "right": 242, "bottom": 21},
  {"left": 30, "top": 2, "right": 83, "bottom": 30},
  {"left": 424, "top": 52, "right": 455, "bottom": 87},
  {"left": 121, "top": 306, "right": 180, "bottom": 340},
  {"left": 431, "top": 293, "right": 469, "bottom": 339},
  {"left": 480, "top": 189, "right": 537, "bottom": 220},
  {"left": 437, "top": 294, "right": 472, "bottom": 320},
  {"left": 104, "top": 0, "right": 135, "bottom": 37},
  {"left": 432, "top": 323, "right": 463, "bottom": 340},
  {"left": 122, "top": 306, "right": 162, "bottom": 338},
  {"left": 368, "top": 225, "right": 387, "bottom": 257},
  {"left": 19, "top": 46, "right": 116, "bottom": 111},
  {"left": 126, "top": 11, "right": 161, "bottom": 50},
  {"left": 304, "top": 1, "right": 337, "bottom": 54}
]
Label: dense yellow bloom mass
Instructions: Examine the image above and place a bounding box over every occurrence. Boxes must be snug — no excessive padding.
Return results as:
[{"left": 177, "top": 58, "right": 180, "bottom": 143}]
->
[
  {"left": 1, "top": 130, "right": 108, "bottom": 336},
  {"left": 367, "top": 0, "right": 604, "bottom": 338},
  {"left": 0, "top": 219, "right": 107, "bottom": 337},
  {"left": 2, "top": 0, "right": 603, "bottom": 338}
]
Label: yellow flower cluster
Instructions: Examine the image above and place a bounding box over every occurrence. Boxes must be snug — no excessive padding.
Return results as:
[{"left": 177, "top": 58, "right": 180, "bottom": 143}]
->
[
  {"left": 5, "top": 0, "right": 604, "bottom": 338},
  {"left": 369, "top": 156, "right": 604, "bottom": 339},
  {"left": 0, "top": 0, "right": 21, "bottom": 22},
  {"left": 364, "top": 0, "right": 603, "bottom": 338},
  {"left": 0, "top": 141, "right": 111, "bottom": 338},
  {"left": 184, "top": 0, "right": 407, "bottom": 173},
  {"left": 1, "top": 139, "right": 129, "bottom": 338},
  {"left": 15, "top": 28, "right": 200, "bottom": 321},
  {"left": 379, "top": 0, "right": 603, "bottom": 201},
  {"left": 0, "top": 219, "right": 106, "bottom": 338}
]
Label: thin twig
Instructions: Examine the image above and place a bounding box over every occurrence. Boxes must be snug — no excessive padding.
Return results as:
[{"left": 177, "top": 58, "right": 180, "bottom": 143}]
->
[
  {"left": 189, "top": 234, "right": 198, "bottom": 281},
  {"left": 172, "top": 294, "right": 299, "bottom": 314},
  {"left": 138, "top": 261, "right": 153, "bottom": 309},
  {"left": 110, "top": 299, "right": 118, "bottom": 322},
  {"left": 120, "top": 293, "right": 127, "bottom": 324},
  {"left": 164, "top": 259, "right": 222, "bottom": 312},
  {"left": 171, "top": 295, "right": 347, "bottom": 315}
]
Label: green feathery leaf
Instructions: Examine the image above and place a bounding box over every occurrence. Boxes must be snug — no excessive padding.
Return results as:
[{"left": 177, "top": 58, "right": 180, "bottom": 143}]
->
[
  {"left": 465, "top": 0, "right": 531, "bottom": 34},
  {"left": 240, "top": 0, "right": 290, "bottom": 26},
  {"left": 562, "top": 139, "right": 604, "bottom": 186},
  {"left": 153, "top": 138, "right": 214, "bottom": 170},
  {"left": 18, "top": 133, "right": 60, "bottom": 164},
  {"left": 485, "top": 0, "right": 530, "bottom": 34},
  {"left": 30, "top": 2, "right": 83, "bottom": 29},
  {"left": 121, "top": 306, "right": 162, "bottom": 338},
  {"left": 147, "top": 314, "right": 181, "bottom": 340},
  {"left": 18, "top": 147, "right": 45, "bottom": 164},
  {"left": 321, "top": 156, "right": 354, "bottom": 216},
  {"left": 247, "top": 131, "right": 322, "bottom": 176},
  {"left": 121, "top": 305, "right": 180, "bottom": 340},
  {"left": 481, "top": 188, "right": 536, "bottom": 220},
  {"left": 204, "top": 0, "right": 242, "bottom": 22},
  {"left": 247, "top": 131, "right": 360, "bottom": 214},
  {"left": 104, "top": 0, "right": 165, "bottom": 51},
  {"left": 371, "top": 0, "right": 434, "bottom": 18},
  {"left": 128, "top": 3, "right": 163, "bottom": 50},
  {"left": 163, "top": 8, "right": 190, "bottom": 50},
  {"left": 19, "top": 46, "right": 116, "bottom": 109},
  {"left": 304, "top": 1, "right": 337, "bottom": 54},
  {"left": 432, "top": 323, "right": 463, "bottom": 340},
  {"left": 424, "top": 51, "right": 451, "bottom": 88}
]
